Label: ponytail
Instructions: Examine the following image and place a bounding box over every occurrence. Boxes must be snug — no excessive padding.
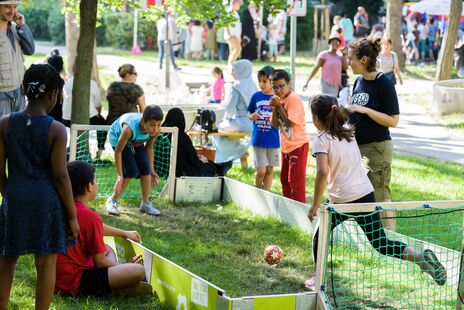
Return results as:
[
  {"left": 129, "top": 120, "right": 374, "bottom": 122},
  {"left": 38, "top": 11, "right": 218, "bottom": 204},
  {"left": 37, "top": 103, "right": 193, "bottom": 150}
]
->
[{"left": 309, "top": 94, "right": 354, "bottom": 142}]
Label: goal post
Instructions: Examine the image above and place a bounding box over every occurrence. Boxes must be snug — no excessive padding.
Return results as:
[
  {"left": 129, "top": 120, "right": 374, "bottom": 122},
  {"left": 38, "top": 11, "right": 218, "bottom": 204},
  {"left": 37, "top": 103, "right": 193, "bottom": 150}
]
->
[{"left": 69, "top": 124, "right": 178, "bottom": 200}]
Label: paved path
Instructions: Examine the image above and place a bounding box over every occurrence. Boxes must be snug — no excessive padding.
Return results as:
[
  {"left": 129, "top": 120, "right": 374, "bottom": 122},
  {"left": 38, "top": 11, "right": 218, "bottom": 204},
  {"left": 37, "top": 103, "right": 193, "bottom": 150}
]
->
[{"left": 34, "top": 43, "right": 464, "bottom": 165}]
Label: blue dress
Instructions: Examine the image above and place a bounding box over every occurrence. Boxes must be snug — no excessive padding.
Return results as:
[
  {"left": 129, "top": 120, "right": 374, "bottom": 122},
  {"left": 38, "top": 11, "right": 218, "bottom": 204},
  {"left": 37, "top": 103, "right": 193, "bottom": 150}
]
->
[{"left": 0, "top": 112, "right": 68, "bottom": 256}]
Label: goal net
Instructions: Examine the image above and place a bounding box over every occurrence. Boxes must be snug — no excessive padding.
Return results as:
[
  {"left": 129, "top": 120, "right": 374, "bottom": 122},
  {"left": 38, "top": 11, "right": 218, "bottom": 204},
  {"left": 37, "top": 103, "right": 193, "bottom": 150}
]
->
[
  {"left": 315, "top": 202, "right": 464, "bottom": 309},
  {"left": 69, "top": 124, "right": 178, "bottom": 200}
]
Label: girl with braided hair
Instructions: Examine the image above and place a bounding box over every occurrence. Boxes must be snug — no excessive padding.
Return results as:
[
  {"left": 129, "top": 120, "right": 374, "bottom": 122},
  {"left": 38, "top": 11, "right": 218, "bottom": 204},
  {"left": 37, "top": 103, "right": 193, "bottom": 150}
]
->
[{"left": 0, "top": 64, "right": 79, "bottom": 309}]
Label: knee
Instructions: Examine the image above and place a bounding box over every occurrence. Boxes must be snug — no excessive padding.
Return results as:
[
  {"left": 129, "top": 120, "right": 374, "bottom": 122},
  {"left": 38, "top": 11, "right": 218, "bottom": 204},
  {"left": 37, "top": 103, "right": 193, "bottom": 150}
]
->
[
  {"left": 131, "top": 264, "right": 146, "bottom": 282},
  {"left": 256, "top": 169, "right": 266, "bottom": 179}
]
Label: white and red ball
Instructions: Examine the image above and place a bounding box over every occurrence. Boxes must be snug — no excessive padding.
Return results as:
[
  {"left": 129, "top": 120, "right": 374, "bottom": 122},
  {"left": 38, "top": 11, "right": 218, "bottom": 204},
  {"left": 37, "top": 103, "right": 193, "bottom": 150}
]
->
[{"left": 264, "top": 245, "right": 283, "bottom": 265}]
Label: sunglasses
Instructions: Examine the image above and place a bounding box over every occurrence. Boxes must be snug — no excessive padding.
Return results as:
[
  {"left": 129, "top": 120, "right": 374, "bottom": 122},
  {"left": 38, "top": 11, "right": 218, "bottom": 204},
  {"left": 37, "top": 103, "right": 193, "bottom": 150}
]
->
[
  {"left": 131, "top": 72, "right": 138, "bottom": 76},
  {"left": 272, "top": 83, "right": 287, "bottom": 91}
]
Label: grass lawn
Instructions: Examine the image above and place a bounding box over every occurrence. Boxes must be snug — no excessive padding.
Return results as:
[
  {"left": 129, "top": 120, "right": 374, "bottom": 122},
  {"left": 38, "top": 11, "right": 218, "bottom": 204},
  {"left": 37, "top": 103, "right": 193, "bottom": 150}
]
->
[{"left": 6, "top": 151, "right": 464, "bottom": 309}]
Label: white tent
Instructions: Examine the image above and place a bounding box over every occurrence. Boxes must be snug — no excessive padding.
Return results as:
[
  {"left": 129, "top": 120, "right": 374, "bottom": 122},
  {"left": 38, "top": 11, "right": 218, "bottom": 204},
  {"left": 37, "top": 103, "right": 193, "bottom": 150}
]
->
[{"left": 409, "top": 0, "right": 464, "bottom": 16}]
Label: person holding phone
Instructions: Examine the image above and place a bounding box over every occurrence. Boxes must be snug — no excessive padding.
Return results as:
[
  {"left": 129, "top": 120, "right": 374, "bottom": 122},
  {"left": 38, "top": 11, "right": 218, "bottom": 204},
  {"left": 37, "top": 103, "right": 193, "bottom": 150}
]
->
[{"left": 0, "top": 0, "right": 35, "bottom": 117}]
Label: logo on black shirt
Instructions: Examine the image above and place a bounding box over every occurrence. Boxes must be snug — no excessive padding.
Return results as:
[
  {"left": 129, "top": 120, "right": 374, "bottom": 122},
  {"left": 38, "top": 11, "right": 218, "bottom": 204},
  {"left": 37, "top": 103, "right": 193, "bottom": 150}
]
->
[{"left": 351, "top": 93, "right": 369, "bottom": 106}]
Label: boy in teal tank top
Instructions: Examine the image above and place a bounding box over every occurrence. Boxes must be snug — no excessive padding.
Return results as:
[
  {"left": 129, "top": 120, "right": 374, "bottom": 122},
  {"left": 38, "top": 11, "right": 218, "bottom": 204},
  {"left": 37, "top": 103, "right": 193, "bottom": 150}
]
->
[{"left": 106, "top": 105, "right": 163, "bottom": 216}]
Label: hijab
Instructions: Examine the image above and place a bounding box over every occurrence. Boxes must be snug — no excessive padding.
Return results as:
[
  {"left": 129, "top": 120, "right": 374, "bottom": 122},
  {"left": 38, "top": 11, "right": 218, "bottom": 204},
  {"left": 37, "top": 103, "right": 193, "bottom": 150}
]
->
[{"left": 231, "top": 59, "right": 258, "bottom": 104}]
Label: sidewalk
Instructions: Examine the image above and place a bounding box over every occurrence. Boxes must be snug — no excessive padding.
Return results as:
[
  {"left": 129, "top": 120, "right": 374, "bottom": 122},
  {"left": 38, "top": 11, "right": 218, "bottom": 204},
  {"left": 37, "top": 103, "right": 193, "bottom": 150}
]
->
[{"left": 36, "top": 41, "right": 463, "bottom": 165}]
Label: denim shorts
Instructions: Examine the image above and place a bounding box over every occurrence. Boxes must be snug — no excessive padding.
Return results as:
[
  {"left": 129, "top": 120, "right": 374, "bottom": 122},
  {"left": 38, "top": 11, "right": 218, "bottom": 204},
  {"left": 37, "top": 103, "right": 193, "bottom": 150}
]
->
[
  {"left": 120, "top": 145, "right": 150, "bottom": 178},
  {"left": 358, "top": 140, "right": 393, "bottom": 202}
]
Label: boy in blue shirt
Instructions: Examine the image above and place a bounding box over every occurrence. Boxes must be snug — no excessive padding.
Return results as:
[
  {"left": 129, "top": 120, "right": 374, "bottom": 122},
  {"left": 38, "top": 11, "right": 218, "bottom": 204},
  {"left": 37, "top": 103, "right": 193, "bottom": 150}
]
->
[
  {"left": 247, "top": 66, "right": 280, "bottom": 190},
  {"left": 106, "top": 105, "right": 163, "bottom": 216}
]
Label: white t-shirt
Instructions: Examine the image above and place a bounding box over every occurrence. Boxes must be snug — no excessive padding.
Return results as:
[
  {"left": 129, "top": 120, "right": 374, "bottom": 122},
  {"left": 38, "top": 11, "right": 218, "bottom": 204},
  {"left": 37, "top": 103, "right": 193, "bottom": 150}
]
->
[
  {"left": 224, "top": 10, "right": 242, "bottom": 40},
  {"left": 418, "top": 24, "right": 428, "bottom": 40},
  {"left": 62, "top": 77, "right": 101, "bottom": 121},
  {"left": 312, "top": 131, "right": 373, "bottom": 203}
]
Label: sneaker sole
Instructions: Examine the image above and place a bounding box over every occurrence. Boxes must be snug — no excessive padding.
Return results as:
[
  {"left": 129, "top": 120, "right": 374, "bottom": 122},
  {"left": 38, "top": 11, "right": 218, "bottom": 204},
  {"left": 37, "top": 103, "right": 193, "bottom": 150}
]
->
[
  {"left": 140, "top": 209, "right": 161, "bottom": 216},
  {"left": 423, "top": 249, "right": 447, "bottom": 286}
]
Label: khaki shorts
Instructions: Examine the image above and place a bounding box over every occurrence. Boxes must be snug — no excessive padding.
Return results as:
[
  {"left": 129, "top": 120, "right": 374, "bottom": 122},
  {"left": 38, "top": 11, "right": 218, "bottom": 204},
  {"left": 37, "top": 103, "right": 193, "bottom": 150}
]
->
[
  {"left": 253, "top": 146, "right": 280, "bottom": 168},
  {"left": 358, "top": 140, "right": 393, "bottom": 202}
]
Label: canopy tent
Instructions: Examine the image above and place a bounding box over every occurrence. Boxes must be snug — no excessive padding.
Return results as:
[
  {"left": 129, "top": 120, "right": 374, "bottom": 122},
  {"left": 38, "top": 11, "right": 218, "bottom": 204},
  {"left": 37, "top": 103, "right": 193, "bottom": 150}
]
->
[{"left": 408, "top": 0, "right": 464, "bottom": 16}]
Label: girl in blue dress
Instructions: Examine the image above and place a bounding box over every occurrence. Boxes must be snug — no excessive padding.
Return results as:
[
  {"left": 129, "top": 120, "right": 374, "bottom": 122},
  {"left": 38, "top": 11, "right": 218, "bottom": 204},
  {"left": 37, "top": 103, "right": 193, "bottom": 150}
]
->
[{"left": 0, "top": 64, "right": 79, "bottom": 309}]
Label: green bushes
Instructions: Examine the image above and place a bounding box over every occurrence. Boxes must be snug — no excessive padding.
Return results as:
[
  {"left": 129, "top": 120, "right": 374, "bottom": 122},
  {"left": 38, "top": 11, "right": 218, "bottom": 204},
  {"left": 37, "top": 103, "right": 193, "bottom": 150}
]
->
[{"left": 22, "top": 4, "right": 65, "bottom": 44}]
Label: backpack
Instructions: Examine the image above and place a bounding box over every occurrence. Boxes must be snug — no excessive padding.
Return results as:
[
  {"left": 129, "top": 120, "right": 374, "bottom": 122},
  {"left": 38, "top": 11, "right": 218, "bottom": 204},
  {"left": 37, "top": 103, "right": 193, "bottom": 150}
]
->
[{"left": 194, "top": 108, "right": 218, "bottom": 133}]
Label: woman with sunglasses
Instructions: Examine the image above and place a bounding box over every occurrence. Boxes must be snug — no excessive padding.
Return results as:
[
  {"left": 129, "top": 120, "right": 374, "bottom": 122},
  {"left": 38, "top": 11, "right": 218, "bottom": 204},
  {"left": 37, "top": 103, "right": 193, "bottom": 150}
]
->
[{"left": 106, "top": 64, "right": 146, "bottom": 125}]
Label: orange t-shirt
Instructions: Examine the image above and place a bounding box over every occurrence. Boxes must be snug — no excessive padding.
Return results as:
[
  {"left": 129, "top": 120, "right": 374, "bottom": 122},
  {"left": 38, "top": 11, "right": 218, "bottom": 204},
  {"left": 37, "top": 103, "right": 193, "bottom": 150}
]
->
[{"left": 279, "top": 92, "right": 309, "bottom": 153}]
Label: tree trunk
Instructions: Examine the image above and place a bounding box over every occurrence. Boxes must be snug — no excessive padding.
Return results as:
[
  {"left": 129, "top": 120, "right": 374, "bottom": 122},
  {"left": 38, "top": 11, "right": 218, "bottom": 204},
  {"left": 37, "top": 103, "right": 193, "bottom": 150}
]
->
[
  {"left": 71, "top": 0, "right": 97, "bottom": 125},
  {"left": 436, "top": 0, "right": 462, "bottom": 81},
  {"left": 386, "top": 0, "right": 404, "bottom": 69},
  {"left": 65, "top": 8, "right": 102, "bottom": 103}
]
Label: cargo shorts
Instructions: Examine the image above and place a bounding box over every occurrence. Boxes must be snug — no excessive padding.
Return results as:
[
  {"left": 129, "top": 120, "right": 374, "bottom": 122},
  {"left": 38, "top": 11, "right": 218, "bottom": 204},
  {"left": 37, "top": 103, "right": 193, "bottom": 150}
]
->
[{"left": 358, "top": 140, "right": 393, "bottom": 202}]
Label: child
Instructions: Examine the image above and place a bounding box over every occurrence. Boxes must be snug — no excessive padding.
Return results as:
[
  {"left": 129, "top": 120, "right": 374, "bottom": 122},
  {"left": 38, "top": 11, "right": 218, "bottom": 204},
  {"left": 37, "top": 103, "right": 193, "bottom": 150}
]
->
[
  {"left": 305, "top": 94, "right": 446, "bottom": 290},
  {"left": 55, "top": 160, "right": 151, "bottom": 296},
  {"left": 0, "top": 64, "right": 79, "bottom": 309},
  {"left": 106, "top": 106, "right": 163, "bottom": 216},
  {"left": 267, "top": 15, "right": 279, "bottom": 62},
  {"left": 247, "top": 66, "right": 280, "bottom": 190},
  {"left": 207, "top": 67, "right": 224, "bottom": 104},
  {"left": 269, "top": 69, "right": 309, "bottom": 203}
]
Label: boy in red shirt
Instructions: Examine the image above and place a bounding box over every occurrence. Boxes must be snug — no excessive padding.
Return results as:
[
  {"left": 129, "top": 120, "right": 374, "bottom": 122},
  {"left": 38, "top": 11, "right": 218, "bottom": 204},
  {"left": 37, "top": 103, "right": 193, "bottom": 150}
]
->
[
  {"left": 270, "top": 69, "right": 310, "bottom": 203},
  {"left": 55, "top": 160, "right": 151, "bottom": 296}
]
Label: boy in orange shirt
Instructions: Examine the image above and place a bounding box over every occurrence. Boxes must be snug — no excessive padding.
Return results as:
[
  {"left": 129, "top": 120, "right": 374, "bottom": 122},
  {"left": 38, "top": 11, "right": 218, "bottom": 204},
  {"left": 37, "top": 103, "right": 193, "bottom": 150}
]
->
[{"left": 269, "top": 69, "right": 310, "bottom": 203}]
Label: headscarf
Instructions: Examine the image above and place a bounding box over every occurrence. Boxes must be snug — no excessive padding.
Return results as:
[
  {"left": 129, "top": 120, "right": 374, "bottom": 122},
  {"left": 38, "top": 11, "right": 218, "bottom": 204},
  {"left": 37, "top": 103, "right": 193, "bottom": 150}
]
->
[
  {"left": 231, "top": 59, "right": 257, "bottom": 105},
  {"left": 162, "top": 107, "right": 185, "bottom": 132}
]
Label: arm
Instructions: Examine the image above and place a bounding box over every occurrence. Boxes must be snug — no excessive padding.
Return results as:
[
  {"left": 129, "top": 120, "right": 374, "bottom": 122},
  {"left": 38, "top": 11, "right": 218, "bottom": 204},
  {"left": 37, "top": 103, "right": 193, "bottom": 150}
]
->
[
  {"left": 137, "top": 95, "right": 146, "bottom": 112},
  {"left": 269, "top": 96, "right": 294, "bottom": 128},
  {"left": 93, "top": 251, "right": 118, "bottom": 268},
  {"left": 114, "top": 126, "right": 132, "bottom": 177},
  {"left": 14, "top": 14, "right": 35, "bottom": 55},
  {"left": 103, "top": 223, "right": 141, "bottom": 243},
  {"left": 146, "top": 136, "right": 159, "bottom": 186},
  {"left": 224, "top": 89, "right": 240, "bottom": 119},
  {"left": 308, "top": 153, "right": 329, "bottom": 222},
  {"left": 342, "top": 55, "right": 348, "bottom": 71},
  {"left": 0, "top": 117, "right": 7, "bottom": 196},
  {"left": 349, "top": 105, "right": 400, "bottom": 127},
  {"left": 303, "top": 57, "right": 324, "bottom": 91},
  {"left": 49, "top": 122, "right": 79, "bottom": 240}
]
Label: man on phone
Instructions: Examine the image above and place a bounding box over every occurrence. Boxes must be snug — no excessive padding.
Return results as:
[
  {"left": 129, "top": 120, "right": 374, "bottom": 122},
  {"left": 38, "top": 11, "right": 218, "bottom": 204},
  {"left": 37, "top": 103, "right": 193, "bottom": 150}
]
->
[{"left": 0, "top": 0, "right": 34, "bottom": 116}]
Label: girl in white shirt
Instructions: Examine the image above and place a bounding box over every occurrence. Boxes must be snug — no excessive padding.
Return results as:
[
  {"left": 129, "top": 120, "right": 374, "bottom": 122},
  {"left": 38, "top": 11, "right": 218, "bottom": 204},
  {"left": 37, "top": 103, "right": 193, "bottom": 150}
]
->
[{"left": 304, "top": 94, "right": 446, "bottom": 291}]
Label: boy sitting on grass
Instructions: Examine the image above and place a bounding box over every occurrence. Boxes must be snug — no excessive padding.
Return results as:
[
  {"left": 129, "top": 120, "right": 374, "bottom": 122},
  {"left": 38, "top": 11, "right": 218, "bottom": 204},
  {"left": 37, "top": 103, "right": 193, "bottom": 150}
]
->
[{"left": 55, "top": 160, "right": 152, "bottom": 297}]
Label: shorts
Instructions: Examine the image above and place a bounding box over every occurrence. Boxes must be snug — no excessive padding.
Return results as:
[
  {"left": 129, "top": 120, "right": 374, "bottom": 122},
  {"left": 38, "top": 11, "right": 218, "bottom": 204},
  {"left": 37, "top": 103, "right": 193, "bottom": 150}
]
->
[
  {"left": 419, "top": 39, "right": 427, "bottom": 53},
  {"left": 321, "top": 80, "right": 339, "bottom": 97},
  {"left": 268, "top": 42, "right": 278, "bottom": 56},
  {"left": 253, "top": 146, "right": 280, "bottom": 168},
  {"left": 358, "top": 140, "right": 393, "bottom": 202},
  {"left": 79, "top": 267, "right": 111, "bottom": 296},
  {"left": 120, "top": 145, "right": 151, "bottom": 178}
]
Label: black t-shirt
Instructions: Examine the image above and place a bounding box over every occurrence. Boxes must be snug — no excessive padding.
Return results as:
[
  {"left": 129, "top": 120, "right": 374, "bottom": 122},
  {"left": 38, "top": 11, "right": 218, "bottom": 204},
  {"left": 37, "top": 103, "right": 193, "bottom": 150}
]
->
[{"left": 350, "top": 74, "right": 400, "bottom": 145}]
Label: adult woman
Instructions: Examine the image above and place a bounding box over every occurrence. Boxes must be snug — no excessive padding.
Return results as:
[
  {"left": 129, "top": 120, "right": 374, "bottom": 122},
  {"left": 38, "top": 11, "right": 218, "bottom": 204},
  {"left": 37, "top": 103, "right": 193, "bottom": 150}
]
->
[
  {"left": 162, "top": 108, "right": 217, "bottom": 177},
  {"left": 347, "top": 36, "right": 400, "bottom": 230},
  {"left": 106, "top": 64, "right": 145, "bottom": 124},
  {"left": 303, "top": 34, "right": 347, "bottom": 97},
  {"left": 212, "top": 59, "right": 257, "bottom": 169},
  {"left": 378, "top": 37, "right": 403, "bottom": 85}
]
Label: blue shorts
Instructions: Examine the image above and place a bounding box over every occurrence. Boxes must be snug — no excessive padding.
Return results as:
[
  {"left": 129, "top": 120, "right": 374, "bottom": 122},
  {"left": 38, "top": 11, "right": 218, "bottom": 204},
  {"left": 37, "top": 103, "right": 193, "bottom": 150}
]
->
[{"left": 120, "top": 145, "right": 150, "bottom": 178}]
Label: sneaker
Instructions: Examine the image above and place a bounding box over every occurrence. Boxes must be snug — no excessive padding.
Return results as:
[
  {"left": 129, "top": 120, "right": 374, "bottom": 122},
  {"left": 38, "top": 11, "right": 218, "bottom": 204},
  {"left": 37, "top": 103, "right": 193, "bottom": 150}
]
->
[
  {"left": 140, "top": 201, "right": 161, "bottom": 216},
  {"left": 420, "top": 249, "right": 447, "bottom": 286},
  {"left": 116, "top": 282, "right": 153, "bottom": 296},
  {"left": 106, "top": 197, "right": 120, "bottom": 216},
  {"left": 304, "top": 272, "right": 317, "bottom": 291}
]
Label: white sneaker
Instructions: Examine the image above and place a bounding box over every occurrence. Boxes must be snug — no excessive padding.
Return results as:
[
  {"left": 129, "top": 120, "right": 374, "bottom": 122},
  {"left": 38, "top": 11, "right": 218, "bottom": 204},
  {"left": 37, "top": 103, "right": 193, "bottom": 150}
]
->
[
  {"left": 106, "top": 197, "right": 120, "bottom": 216},
  {"left": 140, "top": 201, "right": 161, "bottom": 216}
]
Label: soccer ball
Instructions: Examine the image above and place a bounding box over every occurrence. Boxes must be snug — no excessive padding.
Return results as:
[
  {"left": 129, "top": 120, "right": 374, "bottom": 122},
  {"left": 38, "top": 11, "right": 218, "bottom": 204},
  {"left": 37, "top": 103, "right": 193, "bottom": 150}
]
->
[{"left": 264, "top": 245, "right": 283, "bottom": 265}]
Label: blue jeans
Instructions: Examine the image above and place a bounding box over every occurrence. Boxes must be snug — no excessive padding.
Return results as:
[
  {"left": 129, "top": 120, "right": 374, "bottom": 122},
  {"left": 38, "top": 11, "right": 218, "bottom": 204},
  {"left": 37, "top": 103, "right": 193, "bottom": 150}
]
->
[
  {"left": 218, "top": 42, "right": 228, "bottom": 61},
  {"left": 158, "top": 40, "right": 178, "bottom": 69}
]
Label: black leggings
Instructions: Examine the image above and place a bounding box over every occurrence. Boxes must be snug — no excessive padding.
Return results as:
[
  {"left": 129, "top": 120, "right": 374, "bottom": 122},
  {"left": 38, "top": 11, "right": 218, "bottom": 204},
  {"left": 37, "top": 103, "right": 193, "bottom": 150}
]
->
[
  {"left": 312, "top": 192, "right": 407, "bottom": 263},
  {"left": 64, "top": 114, "right": 108, "bottom": 151}
]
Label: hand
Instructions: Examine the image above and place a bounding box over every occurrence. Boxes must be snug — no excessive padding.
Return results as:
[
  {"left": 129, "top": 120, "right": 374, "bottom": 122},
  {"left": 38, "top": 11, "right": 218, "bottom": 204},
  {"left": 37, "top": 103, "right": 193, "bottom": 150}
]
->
[
  {"left": 151, "top": 171, "right": 159, "bottom": 187},
  {"left": 399, "top": 78, "right": 403, "bottom": 85},
  {"left": 114, "top": 176, "right": 124, "bottom": 196},
  {"left": 67, "top": 217, "right": 79, "bottom": 240},
  {"left": 198, "top": 155, "right": 208, "bottom": 163},
  {"left": 129, "top": 254, "right": 143, "bottom": 264},
  {"left": 307, "top": 205, "right": 319, "bottom": 222},
  {"left": 250, "top": 113, "right": 261, "bottom": 121},
  {"left": 13, "top": 12, "right": 25, "bottom": 27},
  {"left": 269, "top": 96, "right": 281, "bottom": 108},
  {"left": 125, "top": 230, "right": 142, "bottom": 243},
  {"left": 349, "top": 105, "right": 368, "bottom": 114}
]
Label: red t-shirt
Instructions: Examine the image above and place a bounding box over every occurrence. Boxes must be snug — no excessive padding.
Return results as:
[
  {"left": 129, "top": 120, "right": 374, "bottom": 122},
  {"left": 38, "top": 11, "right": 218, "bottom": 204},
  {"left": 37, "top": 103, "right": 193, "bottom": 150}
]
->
[{"left": 55, "top": 201, "right": 107, "bottom": 295}]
